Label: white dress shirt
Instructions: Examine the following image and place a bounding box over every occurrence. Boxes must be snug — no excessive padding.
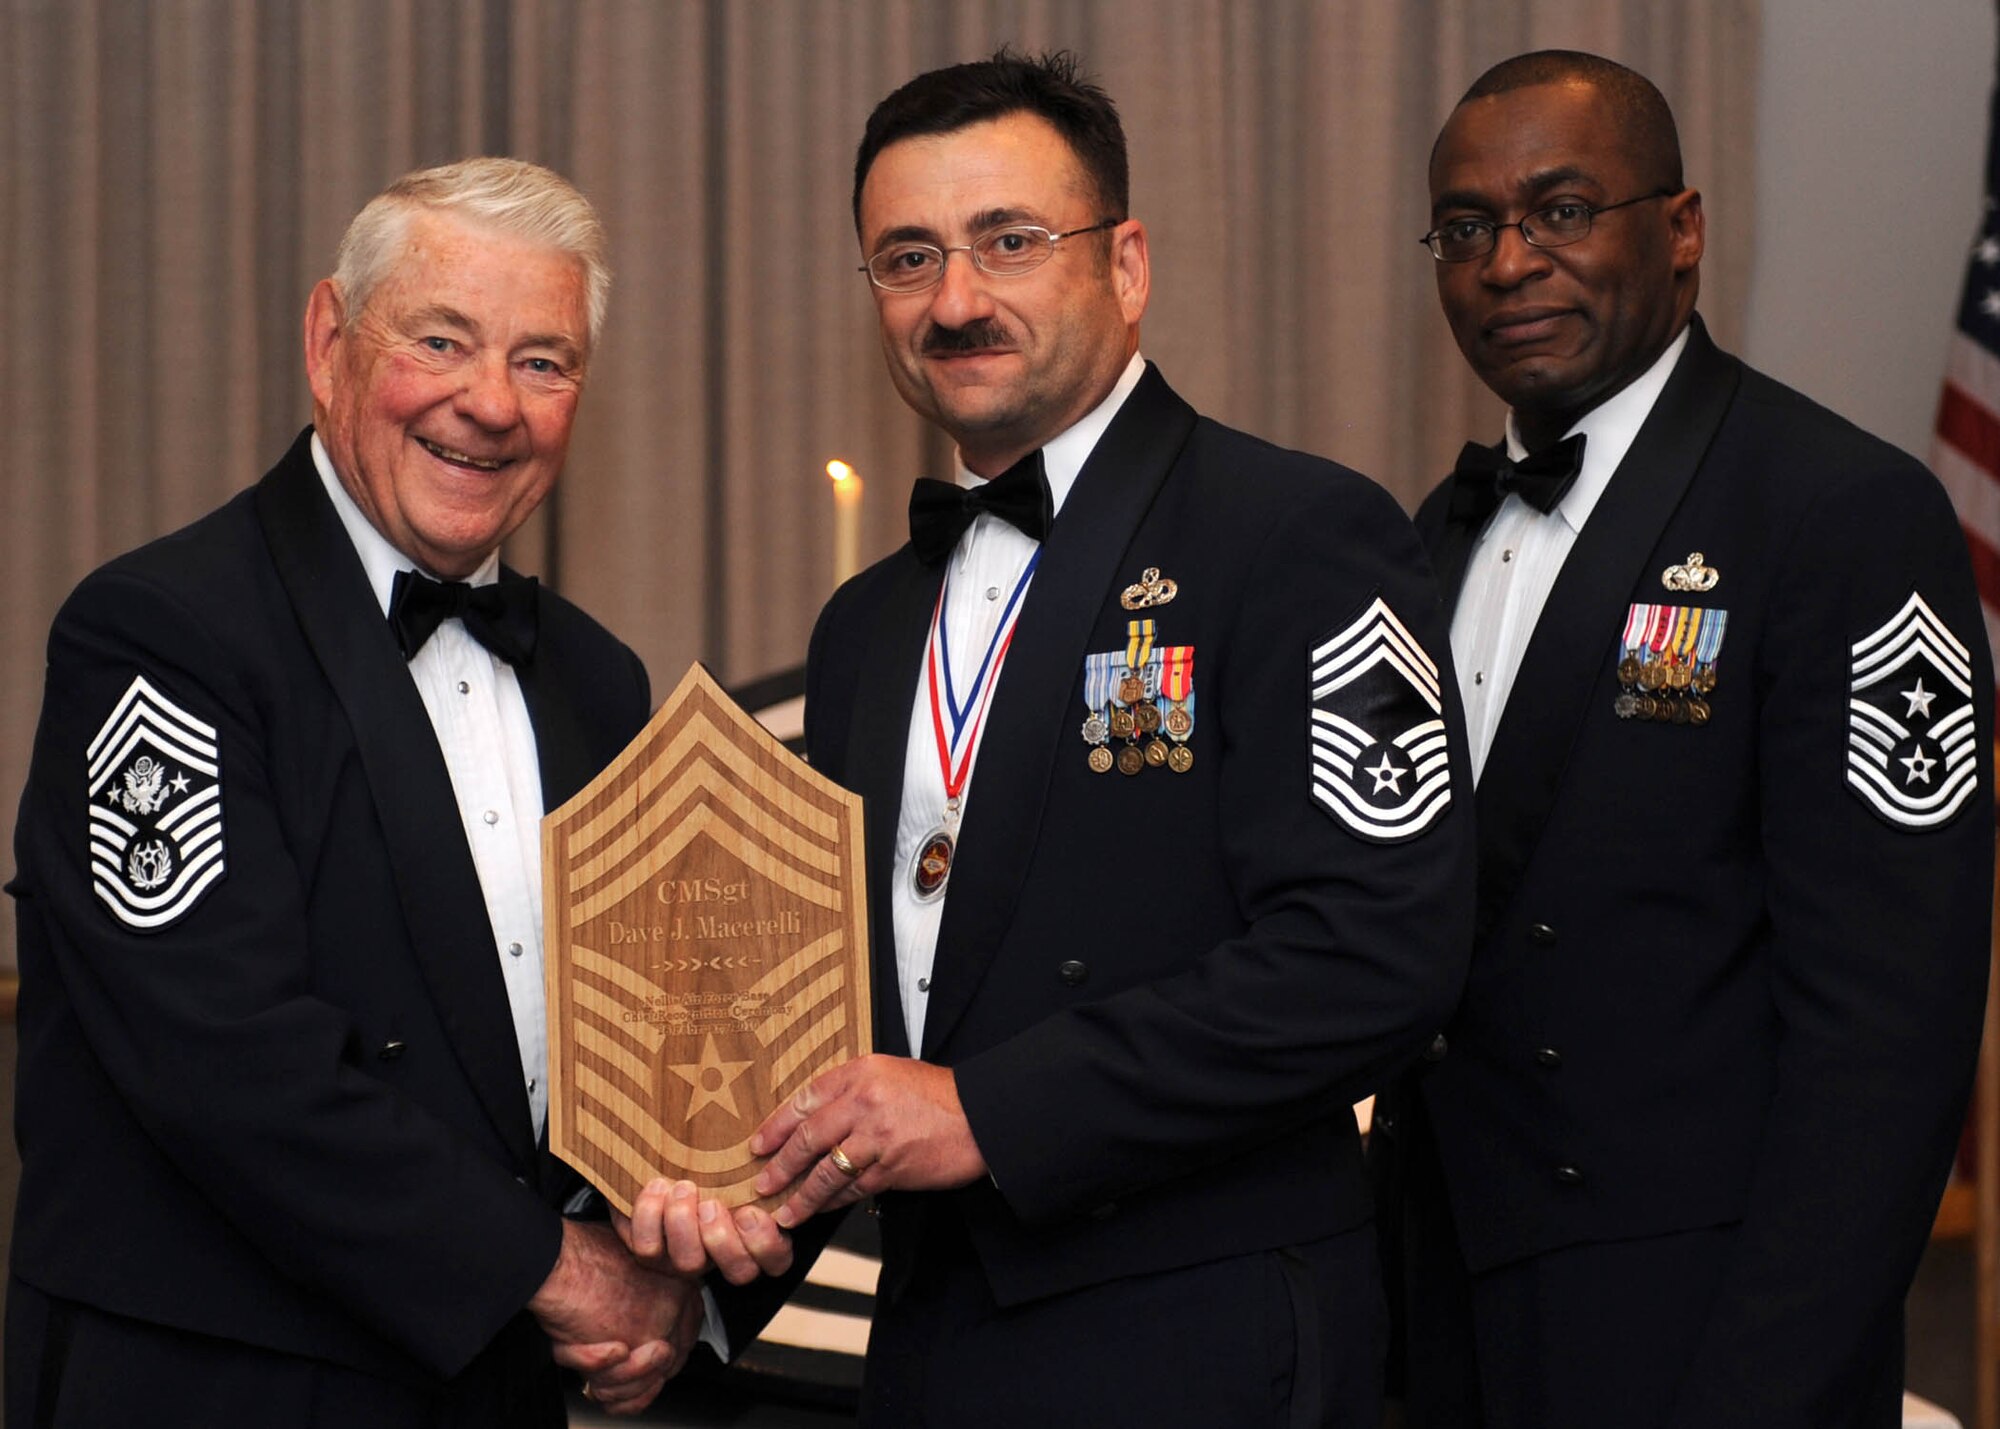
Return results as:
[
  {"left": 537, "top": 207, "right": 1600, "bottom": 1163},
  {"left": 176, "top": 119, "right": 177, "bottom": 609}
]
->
[
  {"left": 889, "top": 351, "right": 1147, "bottom": 1053},
  {"left": 1451, "top": 327, "right": 1691, "bottom": 783},
  {"left": 311, "top": 435, "right": 552, "bottom": 1135}
]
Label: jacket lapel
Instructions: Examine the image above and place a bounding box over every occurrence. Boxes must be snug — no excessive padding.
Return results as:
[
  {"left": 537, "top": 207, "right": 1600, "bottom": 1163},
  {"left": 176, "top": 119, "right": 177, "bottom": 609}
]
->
[
  {"left": 512, "top": 586, "right": 598, "bottom": 809},
  {"left": 846, "top": 552, "right": 943, "bottom": 1061},
  {"left": 1418, "top": 470, "right": 1480, "bottom": 605},
  {"left": 254, "top": 432, "right": 539, "bottom": 1167},
  {"left": 920, "top": 365, "right": 1199, "bottom": 1056},
  {"left": 1467, "top": 320, "right": 1742, "bottom": 938}
]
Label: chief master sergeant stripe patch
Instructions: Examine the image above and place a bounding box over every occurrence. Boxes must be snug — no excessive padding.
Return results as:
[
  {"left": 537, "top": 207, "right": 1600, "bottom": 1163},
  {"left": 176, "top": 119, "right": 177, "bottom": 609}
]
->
[
  {"left": 87, "top": 674, "right": 226, "bottom": 931},
  {"left": 1309, "top": 593, "right": 1453, "bottom": 843},
  {"left": 1846, "top": 590, "right": 1979, "bottom": 831}
]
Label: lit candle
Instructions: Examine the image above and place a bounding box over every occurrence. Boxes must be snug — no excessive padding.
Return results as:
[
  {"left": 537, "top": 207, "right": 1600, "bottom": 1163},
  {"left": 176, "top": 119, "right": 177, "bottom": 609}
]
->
[{"left": 827, "top": 459, "right": 862, "bottom": 584}]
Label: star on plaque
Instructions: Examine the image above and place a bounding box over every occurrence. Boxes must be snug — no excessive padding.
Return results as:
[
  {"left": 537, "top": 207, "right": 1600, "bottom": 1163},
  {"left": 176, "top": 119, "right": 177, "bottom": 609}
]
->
[{"left": 669, "top": 1033, "right": 754, "bottom": 1121}]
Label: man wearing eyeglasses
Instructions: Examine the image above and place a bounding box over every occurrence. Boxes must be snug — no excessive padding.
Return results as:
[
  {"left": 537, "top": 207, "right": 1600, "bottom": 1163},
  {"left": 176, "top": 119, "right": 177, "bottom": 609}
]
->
[
  {"left": 1375, "top": 49, "right": 1993, "bottom": 1429},
  {"left": 633, "top": 48, "right": 1474, "bottom": 1425}
]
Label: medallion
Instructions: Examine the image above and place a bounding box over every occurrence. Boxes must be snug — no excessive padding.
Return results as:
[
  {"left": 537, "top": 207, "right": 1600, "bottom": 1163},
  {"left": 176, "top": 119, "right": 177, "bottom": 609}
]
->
[
  {"left": 1144, "top": 737, "right": 1170, "bottom": 768},
  {"left": 1165, "top": 705, "right": 1193, "bottom": 739},
  {"left": 1110, "top": 707, "right": 1137, "bottom": 739},
  {"left": 910, "top": 826, "right": 955, "bottom": 902},
  {"left": 1618, "top": 655, "right": 1642, "bottom": 685},
  {"left": 1088, "top": 745, "right": 1115, "bottom": 774},
  {"left": 1614, "top": 692, "right": 1638, "bottom": 720},
  {"left": 1168, "top": 744, "right": 1195, "bottom": 774},
  {"left": 1689, "top": 699, "right": 1711, "bottom": 726},
  {"left": 1134, "top": 702, "right": 1162, "bottom": 734},
  {"left": 1081, "top": 712, "right": 1109, "bottom": 745},
  {"left": 1118, "top": 673, "right": 1145, "bottom": 705},
  {"left": 1116, "top": 745, "right": 1145, "bottom": 776}
]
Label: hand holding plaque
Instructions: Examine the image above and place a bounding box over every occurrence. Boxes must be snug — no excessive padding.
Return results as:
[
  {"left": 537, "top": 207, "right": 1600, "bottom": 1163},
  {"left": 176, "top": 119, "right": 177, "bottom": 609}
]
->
[{"left": 542, "top": 665, "right": 871, "bottom": 1216}]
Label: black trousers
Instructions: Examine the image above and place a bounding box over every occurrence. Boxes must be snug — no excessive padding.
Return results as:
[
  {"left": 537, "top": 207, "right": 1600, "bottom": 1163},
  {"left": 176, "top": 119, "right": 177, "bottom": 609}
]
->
[
  {"left": 861, "top": 1209, "right": 1385, "bottom": 1428},
  {"left": 5, "top": 1278, "right": 567, "bottom": 1429}
]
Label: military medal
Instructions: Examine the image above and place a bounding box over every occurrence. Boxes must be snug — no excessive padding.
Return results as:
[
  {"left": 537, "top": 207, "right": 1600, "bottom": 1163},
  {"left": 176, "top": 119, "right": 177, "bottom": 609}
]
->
[
  {"left": 911, "top": 553, "right": 1040, "bottom": 902},
  {"left": 1643, "top": 604, "right": 1675, "bottom": 692},
  {"left": 1081, "top": 652, "right": 1117, "bottom": 773},
  {"left": 1118, "top": 620, "right": 1155, "bottom": 705},
  {"left": 1691, "top": 607, "right": 1727, "bottom": 701},
  {"left": 1614, "top": 605, "right": 1651, "bottom": 719},
  {"left": 1144, "top": 737, "right": 1170, "bottom": 767},
  {"left": 1158, "top": 645, "right": 1197, "bottom": 769},
  {"left": 1117, "top": 745, "right": 1144, "bottom": 775}
]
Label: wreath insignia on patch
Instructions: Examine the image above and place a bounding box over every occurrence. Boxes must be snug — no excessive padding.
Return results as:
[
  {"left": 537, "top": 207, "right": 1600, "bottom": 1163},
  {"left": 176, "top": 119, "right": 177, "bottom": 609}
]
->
[
  {"left": 1308, "top": 594, "right": 1453, "bottom": 843},
  {"left": 86, "top": 675, "right": 226, "bottom": 930},
  {"left": 1846, "top": 592, "right": 1978, "bottom": 831}
]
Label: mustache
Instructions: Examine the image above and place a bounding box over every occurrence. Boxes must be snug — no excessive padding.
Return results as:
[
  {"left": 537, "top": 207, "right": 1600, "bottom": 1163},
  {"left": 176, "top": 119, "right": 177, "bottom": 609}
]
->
[{"left": 922, "top": 320, "right": 1012, "bottom": 355}]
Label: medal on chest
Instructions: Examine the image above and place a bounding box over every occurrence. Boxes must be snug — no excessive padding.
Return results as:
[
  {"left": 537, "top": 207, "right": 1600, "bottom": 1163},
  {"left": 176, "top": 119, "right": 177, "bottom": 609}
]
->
[{"left": 911, "top": 553, "right": 1040, "bottom": 903}]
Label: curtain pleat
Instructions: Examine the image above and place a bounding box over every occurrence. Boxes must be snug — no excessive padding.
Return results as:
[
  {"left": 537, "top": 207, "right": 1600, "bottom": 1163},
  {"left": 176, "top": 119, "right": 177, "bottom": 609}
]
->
[{"left": 0, "top": 0, "right": 1759, "bottom": 969}]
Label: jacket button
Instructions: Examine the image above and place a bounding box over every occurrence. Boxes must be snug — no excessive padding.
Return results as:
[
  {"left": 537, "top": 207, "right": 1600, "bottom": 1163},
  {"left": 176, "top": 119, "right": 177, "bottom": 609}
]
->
[
  {"left": 1375, "top": 1110, "right": 1397, "bottom": 1135},
  {"left": 1554, "top": 1164, "right": 1584, "bottom": 1186},
  {"left": 379, "top": 1040, "right": 406, "bottom": 1060},
  {"left": 1422, "top": 1033, "right": 1449, "bottom": 1063},
  {"left": 1058, "top": 960, "right": 1089, "bottom": 986},
  {"left": 1528, "top": 922, "right": 1557, "bottom": 945},
  {"left": 1533, "top": 1047, "right": 1562, "bottom": 1069}
]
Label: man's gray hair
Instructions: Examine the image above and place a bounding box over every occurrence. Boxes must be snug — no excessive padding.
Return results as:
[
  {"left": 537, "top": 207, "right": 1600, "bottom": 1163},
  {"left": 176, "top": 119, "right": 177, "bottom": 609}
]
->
[{"left": 331, "top": 157, "right": 610, "bottom": 353}]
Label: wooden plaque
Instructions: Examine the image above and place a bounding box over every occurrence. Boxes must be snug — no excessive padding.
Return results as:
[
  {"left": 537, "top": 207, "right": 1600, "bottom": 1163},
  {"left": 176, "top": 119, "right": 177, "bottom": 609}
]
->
[{"left": 542, "top": 664, "right": 870, "bottom": 1215}]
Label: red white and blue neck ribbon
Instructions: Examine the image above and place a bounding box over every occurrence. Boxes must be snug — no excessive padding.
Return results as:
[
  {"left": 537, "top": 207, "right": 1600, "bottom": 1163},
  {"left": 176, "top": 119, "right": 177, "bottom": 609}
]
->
[{"left": 927, "top": 551, "right": 1041, "bottom": 807}]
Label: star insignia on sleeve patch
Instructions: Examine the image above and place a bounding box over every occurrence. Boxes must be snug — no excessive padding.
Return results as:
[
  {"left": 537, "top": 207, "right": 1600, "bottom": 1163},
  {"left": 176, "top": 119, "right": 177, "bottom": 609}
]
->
[
  {"left": 1846, "top": 592, "right": 1979, "bottom": 831},
  {"left": 86, "top": 675, "right": 226, "bottom": 930},
  {"left": 1309, "top": 594, "right": 1452, "bottom": 843}
]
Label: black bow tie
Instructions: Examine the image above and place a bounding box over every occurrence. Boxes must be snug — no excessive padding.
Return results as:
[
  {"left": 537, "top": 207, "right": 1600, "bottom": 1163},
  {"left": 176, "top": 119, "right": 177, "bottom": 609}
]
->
[
  {"left": 388, "top": 569, "right": 539, "bottom": 666},
  {"left": 1446, "top": 432, "right": 1588, "bottom": 528},
  {"left": 907, "top": 450, "right": 1054, "bottom": 565}
]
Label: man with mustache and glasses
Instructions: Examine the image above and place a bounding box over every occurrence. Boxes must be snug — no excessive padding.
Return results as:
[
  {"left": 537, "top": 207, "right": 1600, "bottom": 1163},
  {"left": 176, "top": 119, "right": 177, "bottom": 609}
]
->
[
  {"left": 625, "top": 49, "right": 1475, "bottom": 1427},
  {"left": 1373, "top": 49, "right": 1992, "bottom": 1429},
  {"left": 4, "top": 158, "right": 777, "bottom": 1426}
]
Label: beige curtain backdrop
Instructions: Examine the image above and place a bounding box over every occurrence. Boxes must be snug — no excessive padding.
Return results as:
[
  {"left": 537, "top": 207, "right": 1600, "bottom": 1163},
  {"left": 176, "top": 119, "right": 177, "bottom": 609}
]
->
[{"left": 0, "top": 0, "right": 1758, "bottom": 970}]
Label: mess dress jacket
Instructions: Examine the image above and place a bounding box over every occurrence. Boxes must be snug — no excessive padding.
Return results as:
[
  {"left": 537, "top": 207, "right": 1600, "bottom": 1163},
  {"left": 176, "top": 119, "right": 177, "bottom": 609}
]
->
[
  {"left": 6, "top": 430, "right": 651, "bottom": 1426},
  {"left": 1387, "top": 318, "right": 1994, "bottom": 1429},
  {"left": 721, "top": 366, "right": 1477, "bottom": 1390}
]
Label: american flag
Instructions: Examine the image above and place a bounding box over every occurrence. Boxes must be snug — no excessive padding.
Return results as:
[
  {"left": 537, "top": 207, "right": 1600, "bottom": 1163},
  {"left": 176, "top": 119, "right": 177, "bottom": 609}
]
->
[{"left": 1933, "top": 54, "right": 2000, "bottom": 693}]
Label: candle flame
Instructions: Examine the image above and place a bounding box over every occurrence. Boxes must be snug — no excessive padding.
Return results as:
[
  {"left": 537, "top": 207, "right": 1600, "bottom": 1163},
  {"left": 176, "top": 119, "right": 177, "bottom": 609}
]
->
[{"left": 826, "top": 459, "right": 857, "bottom": 485}]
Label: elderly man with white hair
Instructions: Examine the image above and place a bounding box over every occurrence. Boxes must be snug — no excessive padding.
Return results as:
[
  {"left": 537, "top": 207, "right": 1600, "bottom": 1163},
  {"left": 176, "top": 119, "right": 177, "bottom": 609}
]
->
[{"left": 4, "top": 157, "right": 771, "bottom": 1426}]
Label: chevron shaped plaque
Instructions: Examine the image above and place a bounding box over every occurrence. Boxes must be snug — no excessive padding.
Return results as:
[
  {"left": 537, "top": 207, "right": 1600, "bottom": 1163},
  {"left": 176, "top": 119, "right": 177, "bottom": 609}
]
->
[{"left": 543, "top": 664, "right": 870, "bottom": 1215}]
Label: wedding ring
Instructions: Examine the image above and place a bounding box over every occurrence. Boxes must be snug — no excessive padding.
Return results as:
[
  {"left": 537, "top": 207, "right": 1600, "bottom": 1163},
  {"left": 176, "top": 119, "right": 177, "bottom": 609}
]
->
[{"left": 828, "top": 1144, "right": 861, "bottom": 1177}]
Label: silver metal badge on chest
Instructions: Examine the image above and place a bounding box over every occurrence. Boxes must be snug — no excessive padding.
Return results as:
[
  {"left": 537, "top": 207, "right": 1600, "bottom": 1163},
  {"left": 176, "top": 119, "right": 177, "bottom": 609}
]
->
[{"left": 1661, "top": 552, "right": 1720, "bottom": 592}]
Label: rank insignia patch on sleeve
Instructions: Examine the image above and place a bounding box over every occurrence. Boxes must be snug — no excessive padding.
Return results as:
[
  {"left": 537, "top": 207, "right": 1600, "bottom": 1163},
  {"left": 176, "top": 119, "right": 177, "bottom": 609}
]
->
[
  {"left": 1846, "top": 592, "right": 1979, "bottom": 831},
  {"left": 86, "top": 675, "right": 226, "bottom": 930},
  {"left": 1309, "top": 594, "right": 1453, "bottom": 843}
]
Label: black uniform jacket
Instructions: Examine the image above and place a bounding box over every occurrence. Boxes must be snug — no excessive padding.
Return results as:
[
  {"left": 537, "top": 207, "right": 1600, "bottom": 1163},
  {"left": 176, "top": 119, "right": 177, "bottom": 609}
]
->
[
  {"left": 1401, "top": 318, "right": 1994, "bottom": 1426},
  {"left": 7, "top": 430, "right": 650, "bottom": 1417},
  {"left": 723, "top": 365, "right": 1475, "bottom": 1348}
]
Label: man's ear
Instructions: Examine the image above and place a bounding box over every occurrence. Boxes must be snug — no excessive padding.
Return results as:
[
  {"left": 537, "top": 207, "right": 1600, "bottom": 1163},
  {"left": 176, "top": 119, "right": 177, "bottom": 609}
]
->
[
  {"left": 1110, "top": 218, "right": 1150, "bottom": 327},
  {"left": 303, "top": 279, "right": 346, "bottom": 410}
]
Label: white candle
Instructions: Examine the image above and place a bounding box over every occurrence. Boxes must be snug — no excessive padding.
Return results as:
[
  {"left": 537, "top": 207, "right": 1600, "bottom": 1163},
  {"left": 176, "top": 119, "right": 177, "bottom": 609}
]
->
[{"left": 828, "top": 459, "right": 862, "bottom": 585}]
